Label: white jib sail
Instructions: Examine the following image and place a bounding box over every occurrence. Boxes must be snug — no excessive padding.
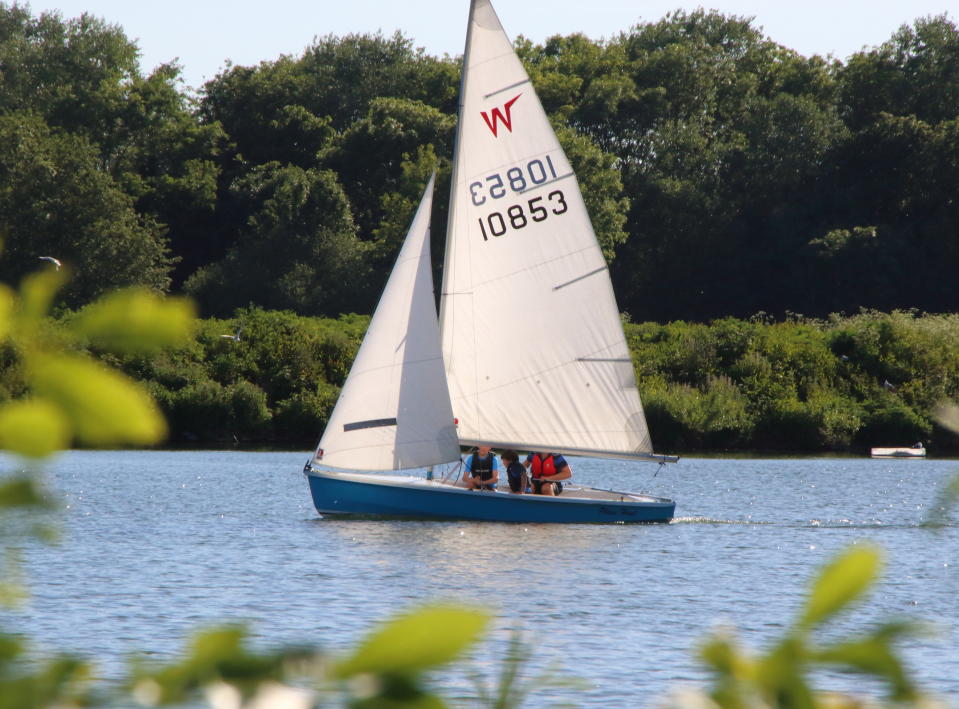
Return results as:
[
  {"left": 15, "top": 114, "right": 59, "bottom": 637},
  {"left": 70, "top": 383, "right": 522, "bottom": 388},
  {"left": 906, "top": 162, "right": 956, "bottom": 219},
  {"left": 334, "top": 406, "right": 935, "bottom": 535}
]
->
[
  {"left": 439, "top": 0, "right": 654, "bottom": 459},
  {"left": 316, "top": 174, "right": 460, "bottom": 470}
]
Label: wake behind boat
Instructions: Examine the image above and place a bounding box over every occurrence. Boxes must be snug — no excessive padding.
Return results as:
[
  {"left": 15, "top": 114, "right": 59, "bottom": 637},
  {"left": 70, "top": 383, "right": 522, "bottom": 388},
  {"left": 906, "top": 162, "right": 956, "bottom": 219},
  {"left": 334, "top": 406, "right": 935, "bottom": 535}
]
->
[{"left": 303, "top": 0, "right": 678, "bottom": 523}]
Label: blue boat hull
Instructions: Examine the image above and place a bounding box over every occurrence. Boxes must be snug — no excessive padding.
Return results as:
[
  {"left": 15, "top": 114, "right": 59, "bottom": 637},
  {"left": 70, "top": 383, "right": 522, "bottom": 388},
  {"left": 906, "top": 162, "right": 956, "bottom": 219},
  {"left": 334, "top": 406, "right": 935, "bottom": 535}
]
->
[{"left": 305, "top": 470, "right": 674, "bottom": 523}]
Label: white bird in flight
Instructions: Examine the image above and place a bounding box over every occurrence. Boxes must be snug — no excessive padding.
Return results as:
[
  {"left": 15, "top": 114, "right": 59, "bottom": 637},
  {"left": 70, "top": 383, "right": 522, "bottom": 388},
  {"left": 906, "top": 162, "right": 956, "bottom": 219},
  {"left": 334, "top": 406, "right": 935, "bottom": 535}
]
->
[
  {"left": 221, "top": 327, "right": 242, "bottom": 342},
  {"left": 38, "top": 256, "right": 62, "bottom": 270}
]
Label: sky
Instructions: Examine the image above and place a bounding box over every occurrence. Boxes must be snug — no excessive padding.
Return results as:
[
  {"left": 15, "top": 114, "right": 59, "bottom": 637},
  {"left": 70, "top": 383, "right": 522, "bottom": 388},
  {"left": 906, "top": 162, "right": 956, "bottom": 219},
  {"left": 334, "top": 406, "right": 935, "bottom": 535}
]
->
[{"left": 32, "top": 0, "right": 959, "bottom": 90}]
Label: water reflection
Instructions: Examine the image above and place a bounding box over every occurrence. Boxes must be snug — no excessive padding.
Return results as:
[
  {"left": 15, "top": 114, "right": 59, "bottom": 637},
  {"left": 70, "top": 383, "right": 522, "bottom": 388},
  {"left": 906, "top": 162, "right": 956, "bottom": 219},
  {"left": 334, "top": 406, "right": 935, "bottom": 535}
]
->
[{"left": 320, "top": 518, "right": 640, "bottom": 596}]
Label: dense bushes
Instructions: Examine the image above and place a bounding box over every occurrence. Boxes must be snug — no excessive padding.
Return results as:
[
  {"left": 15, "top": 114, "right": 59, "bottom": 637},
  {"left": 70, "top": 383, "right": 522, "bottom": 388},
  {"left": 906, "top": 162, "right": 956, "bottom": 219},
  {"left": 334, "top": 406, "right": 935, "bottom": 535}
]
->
[
  {"left": 6, "top": 306, "right": 954, "bottom": 452},
  {"left": 148, "top": 308, "right": 959, "bottom": 453},
  {"left": 628, "top": 311, "right": 959, "bottom": 453},
  {"left": 94, "top": 307, "right": 368, "bottom": 446}
]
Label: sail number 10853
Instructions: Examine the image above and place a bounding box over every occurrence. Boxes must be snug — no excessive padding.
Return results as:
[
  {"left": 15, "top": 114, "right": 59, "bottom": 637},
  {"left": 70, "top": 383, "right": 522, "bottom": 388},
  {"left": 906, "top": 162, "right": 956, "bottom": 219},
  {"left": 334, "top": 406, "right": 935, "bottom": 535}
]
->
[{"left": 477, "top": 190, "right": 568, "bottom": 241}]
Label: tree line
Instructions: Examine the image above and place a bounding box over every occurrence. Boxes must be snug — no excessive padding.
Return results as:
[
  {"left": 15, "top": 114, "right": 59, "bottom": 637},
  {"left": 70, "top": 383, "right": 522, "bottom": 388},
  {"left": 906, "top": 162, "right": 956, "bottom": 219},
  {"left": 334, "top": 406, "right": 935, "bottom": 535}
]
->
[{"left": 1, "top": 5, "right": 958, "bottom": 322}]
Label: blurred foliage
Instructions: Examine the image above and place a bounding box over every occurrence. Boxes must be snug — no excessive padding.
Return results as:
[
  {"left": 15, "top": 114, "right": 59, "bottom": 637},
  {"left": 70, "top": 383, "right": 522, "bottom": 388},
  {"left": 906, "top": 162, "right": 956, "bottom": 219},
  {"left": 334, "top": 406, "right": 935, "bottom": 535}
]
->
[
  {"left": 0, "top": 261, "right": 193, "bottom": 705},
  {"left": 0, "top": 262, "right": 194, "bottom": 612},
  {"left": 0, "top": 269, "right": 194, "bottom": 457},
  {"left": 667, "top": 544, "right": 941, "bottom": 708}
]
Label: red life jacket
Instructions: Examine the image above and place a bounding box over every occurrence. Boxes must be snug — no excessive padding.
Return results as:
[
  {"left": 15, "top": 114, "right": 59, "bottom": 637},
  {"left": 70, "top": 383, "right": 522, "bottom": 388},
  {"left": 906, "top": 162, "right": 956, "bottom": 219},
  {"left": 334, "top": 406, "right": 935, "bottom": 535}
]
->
[{"left": 529, "top": 454, "right": 556, "bottom": 479}]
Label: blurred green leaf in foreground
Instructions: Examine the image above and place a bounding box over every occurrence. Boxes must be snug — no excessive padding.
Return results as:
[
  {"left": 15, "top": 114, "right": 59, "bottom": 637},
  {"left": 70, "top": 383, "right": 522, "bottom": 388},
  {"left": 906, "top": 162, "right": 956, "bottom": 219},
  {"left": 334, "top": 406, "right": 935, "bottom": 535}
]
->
[
  {"left": 0, "top": 262, "right": 195, "bottom": 707},
  {"left": 130, "top": 606, "right": 491, "bottom": 709},
  {"left": 0, "top": 269, "right": 195, "bottom": 458},
  {"left": 675, "top": 543, "right": 945, "bottom": 709}
]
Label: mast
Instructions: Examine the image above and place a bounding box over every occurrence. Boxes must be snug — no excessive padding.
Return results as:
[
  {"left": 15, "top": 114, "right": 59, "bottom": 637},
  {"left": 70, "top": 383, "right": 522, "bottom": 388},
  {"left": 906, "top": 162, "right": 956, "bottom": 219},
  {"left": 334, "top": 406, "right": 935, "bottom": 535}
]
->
[{"left": 438, "top": 0, "right": 479, "bottom": 337}]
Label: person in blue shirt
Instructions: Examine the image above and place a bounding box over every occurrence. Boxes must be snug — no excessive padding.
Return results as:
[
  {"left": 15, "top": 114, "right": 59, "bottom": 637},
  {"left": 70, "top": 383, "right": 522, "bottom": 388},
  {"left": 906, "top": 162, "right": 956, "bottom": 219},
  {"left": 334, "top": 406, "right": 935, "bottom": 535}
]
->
[{"left": 462, "top": 445, "right": 499, "bottom": 490}]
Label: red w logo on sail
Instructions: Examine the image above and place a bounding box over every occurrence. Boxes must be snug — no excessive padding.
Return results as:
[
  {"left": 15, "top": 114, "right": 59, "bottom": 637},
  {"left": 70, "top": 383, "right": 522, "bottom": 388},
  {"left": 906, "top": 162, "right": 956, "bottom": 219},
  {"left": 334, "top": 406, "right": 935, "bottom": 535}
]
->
[{"left": 481, "top": 94, "right": 521, "bottom": 136}]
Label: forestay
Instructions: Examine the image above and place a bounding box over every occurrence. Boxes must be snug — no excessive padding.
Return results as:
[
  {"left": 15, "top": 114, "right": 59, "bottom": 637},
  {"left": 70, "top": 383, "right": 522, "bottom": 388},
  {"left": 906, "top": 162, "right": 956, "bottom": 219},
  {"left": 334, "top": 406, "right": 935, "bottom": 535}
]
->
[
  {"left": 316, "top": 175, "right": 460, "bottom": 470},
  {"left": 440, "top": 0, "right": 655, "bottom": 460}
]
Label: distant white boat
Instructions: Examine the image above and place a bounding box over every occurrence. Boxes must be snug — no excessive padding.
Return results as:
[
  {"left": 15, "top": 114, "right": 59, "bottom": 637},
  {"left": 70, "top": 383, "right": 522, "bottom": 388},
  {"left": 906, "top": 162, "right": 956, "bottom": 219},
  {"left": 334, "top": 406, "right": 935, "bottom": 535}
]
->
[{"left": 870, "top": 443, "right": 926, "bottom": 458}]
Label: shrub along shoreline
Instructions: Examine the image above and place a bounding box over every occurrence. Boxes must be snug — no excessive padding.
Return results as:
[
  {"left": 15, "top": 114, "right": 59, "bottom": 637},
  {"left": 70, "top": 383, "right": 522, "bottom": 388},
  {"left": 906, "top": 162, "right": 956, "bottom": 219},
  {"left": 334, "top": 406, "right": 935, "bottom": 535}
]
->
[{"left": 22, "top": 307, "right": 957, "bottom": 455}]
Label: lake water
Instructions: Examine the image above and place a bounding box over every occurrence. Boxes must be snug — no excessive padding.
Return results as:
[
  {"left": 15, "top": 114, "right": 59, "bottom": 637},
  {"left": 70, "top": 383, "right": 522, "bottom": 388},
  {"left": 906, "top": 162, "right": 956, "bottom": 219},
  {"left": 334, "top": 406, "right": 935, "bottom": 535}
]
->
[{"left": 2, "top": 450, "right": 957, "bottom": 706}]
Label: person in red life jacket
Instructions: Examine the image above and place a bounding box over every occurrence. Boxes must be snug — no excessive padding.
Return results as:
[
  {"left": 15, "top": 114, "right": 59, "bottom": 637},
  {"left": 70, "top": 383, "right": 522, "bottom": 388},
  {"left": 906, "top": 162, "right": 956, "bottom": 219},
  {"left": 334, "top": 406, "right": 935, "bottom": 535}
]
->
[
  {"left": 524, "top": 452, "right": 571, "bottom": 496},
  {"left": 462, "top": 445, "right": 499, "bottom": 490}
]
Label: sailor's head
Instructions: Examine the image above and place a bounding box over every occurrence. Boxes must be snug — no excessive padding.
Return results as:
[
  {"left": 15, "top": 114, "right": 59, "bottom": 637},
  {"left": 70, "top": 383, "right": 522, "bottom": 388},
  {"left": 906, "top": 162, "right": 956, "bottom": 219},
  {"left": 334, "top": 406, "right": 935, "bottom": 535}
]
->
[{"left": 477, "top": 445, "right": 492, "bottom": 456}]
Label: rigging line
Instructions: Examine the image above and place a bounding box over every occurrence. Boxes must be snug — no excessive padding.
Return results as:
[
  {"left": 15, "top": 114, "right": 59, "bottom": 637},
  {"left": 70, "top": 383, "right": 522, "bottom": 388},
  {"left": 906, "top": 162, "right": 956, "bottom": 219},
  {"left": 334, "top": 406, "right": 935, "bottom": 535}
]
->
[
  {"left": 484, "top": 78, "right": 530, "bottom": 99},
  {"left": 553, "top": 266, "right": 607, "bottom": 291}
]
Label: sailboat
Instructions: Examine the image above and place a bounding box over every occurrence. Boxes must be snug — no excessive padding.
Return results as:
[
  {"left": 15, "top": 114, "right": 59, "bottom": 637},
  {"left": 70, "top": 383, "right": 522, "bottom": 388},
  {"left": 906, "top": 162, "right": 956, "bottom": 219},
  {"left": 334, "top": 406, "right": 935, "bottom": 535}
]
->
[{"left": 303, "top": 0, "right": 678, "bottom": 523}]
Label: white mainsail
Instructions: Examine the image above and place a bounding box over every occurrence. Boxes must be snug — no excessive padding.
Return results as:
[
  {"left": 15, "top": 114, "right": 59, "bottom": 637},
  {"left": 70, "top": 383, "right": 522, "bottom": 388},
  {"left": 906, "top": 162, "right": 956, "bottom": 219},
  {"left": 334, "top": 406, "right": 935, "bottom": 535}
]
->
[
  {"left": 316, "top": 174, "right": 460, "bottom": 470},
  {"left": 440, "top": 0, "right": 655, "bottom": 459}
]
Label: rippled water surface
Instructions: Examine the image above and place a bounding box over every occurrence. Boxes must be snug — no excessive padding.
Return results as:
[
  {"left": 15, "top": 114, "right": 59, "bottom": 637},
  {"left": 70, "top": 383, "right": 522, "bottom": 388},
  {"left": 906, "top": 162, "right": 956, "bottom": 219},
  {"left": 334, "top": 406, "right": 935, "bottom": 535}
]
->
[{"left": 3, "top": 451, "right": 957, "bottom": 706}]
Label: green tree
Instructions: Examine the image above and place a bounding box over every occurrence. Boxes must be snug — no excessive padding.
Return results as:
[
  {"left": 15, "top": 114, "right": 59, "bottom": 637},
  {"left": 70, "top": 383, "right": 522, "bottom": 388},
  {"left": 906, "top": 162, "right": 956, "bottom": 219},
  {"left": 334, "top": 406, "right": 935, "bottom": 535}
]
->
[
  {"left": 198, "top": 56, "right": 336, "bottom": 170},
  {"left": 0, "top": 6, "right": 138, "bottom": 144},
  {"left": 320, "top": 96, "right": 455, "bottom": 246},
  {"left": 0, "top": 5, "right": 224, "bottom": 296},
  {"left": 518, "top": 33, "right": 635, "bottom": 154},
  {"left": 602, "top": 10, "right": 846, "bottom": 320},
  {"left": 198, "top": 32, "right": 458, "bottom": 170},
  {"left": 106, "top": 64, "right": 226, "bottom": 288},
  {"left": 0, "top": 113, "right": 174, "bottom": 305},
  {"left": 185, "top": 166, "right": 367, "bottom": 317},
  {"left": 839, "top": 15, "right": 959, "bottom": 129}
]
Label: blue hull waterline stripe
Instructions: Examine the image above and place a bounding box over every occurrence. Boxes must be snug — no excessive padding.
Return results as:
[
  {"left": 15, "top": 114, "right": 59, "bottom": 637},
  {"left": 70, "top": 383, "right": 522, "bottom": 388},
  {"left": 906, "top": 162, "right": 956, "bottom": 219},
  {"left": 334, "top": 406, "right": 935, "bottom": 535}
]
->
[{"left": 343, "top": 418, "right": 398, "bottom": 432}]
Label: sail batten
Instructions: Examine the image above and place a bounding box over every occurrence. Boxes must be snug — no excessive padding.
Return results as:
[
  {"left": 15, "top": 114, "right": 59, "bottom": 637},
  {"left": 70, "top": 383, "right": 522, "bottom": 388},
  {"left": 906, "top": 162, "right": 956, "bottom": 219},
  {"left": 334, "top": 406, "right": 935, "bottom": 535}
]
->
[
  {"left": 578, "top": 358, "right": 632, "bottom": 363},
  {"left": 484, "top": 80, "right": 531, "bottom": 98},
  {"left": 516, "top": 174, "right": 574, "bottom": 194},
  {"left": 553, "top": 267, "right": 607, "bottom": 291},
  {"left": 342, "top": 418, "right": 398, "bottom": 432}
]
